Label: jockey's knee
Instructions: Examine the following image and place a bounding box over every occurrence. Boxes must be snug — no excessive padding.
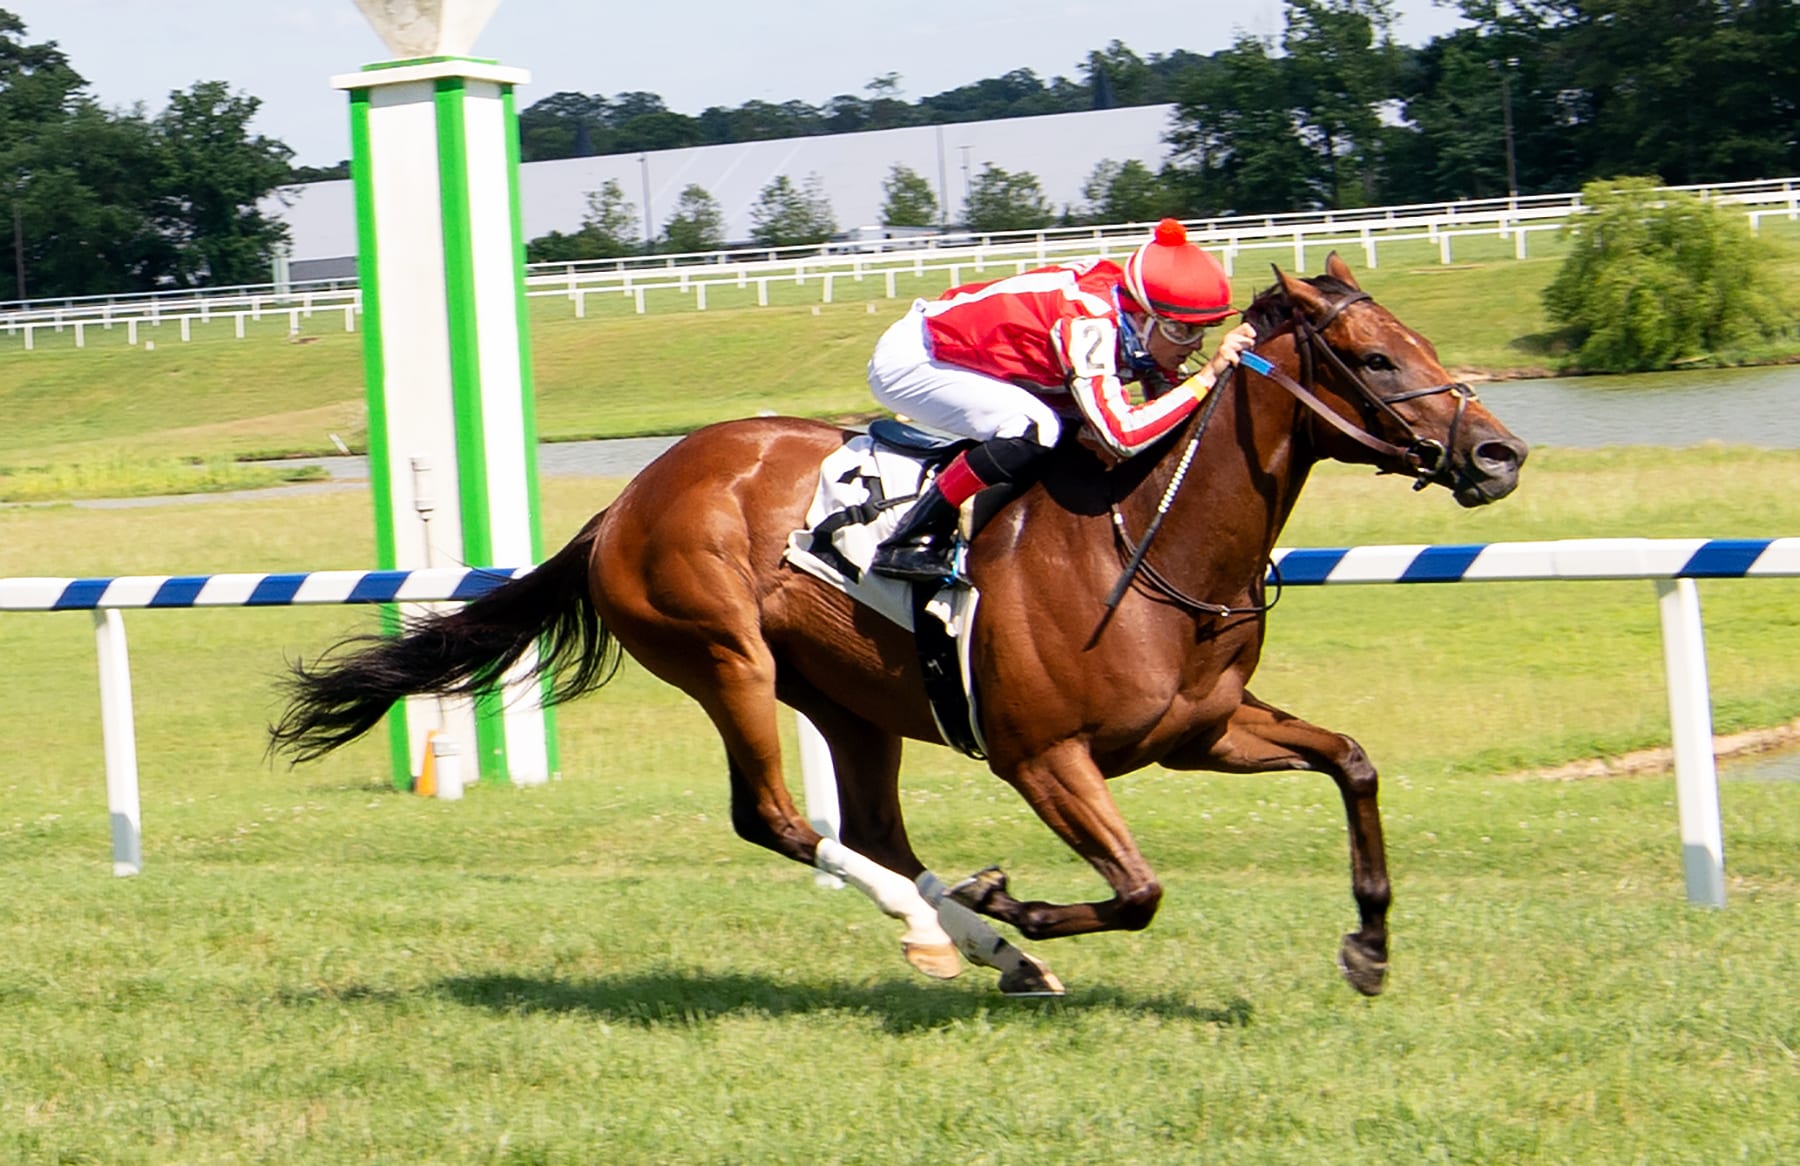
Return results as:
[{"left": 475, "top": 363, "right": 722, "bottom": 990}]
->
[{"left": 967, "top": 432, "right": 1053, "bottom": 485}]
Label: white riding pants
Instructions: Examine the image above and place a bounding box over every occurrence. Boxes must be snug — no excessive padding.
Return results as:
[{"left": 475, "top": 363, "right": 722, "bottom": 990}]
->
[{"left": 867, "top": 300, "right": 1064, "bottom": 448}]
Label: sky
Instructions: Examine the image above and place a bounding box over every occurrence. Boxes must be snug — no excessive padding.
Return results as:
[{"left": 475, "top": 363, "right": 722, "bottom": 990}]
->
[{"left": 5, "top": 0, "right": 1470, "bottom": 168}]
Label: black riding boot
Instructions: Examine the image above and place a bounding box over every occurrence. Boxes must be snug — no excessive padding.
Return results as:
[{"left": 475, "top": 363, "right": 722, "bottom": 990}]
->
[{"left": 869, "top": 481, "right": 960, "bottom": 582}]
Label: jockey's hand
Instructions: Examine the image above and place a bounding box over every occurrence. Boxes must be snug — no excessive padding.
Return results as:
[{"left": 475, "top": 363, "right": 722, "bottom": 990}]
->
[
  {"left": 1185, "top": 323, "right": 1260, "bottom": 399},
  {"left": 1213, "top": 322, "right": 1257, "bottom": 367}
]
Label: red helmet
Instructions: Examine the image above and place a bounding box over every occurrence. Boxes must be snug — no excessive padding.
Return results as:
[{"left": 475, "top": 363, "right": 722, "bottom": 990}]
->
[{"left": 1122, "top": 218, "right": 1235, "bottom": 325}]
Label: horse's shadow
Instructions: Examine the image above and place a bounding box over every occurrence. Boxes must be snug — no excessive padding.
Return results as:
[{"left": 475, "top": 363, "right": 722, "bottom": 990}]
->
[{"left": 436, "top": 970, "right": 1254, "bottom": 1035}]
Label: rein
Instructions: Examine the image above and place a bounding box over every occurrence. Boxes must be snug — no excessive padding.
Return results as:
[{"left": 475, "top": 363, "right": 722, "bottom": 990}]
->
[
  {"left": 1101, "top": 286, "right": 1478, "bottom": 620},
  {"left": 1100, "top": 364, "right": 1283, "bottom": 624},
  {"left": 1285, "top": 291, "right": 1478, "bottom": 493}
]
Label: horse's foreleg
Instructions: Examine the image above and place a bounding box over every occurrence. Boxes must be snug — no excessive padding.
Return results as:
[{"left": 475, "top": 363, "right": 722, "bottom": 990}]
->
[
  {"left": 950, "top": 740, "right": 1164, "bottom": 941},
  {"left": 1176, "top": 694, "right": 1391, "bottom": 996}
]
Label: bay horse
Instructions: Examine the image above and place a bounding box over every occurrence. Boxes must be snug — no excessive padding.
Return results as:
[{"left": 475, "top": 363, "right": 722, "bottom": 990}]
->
[{"left": 272, "top": 254, "right": 1527, "bottom": 998}]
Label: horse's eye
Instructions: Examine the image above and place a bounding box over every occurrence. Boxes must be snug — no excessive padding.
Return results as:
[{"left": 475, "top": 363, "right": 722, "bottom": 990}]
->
[{"left": 1364, "top": 353, "right": 1395, "bottom": 372}]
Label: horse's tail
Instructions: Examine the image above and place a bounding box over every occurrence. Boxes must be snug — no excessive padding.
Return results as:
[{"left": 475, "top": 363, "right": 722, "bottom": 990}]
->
[{"left": 269, "top": 512, "right": 619, "bottom": 763}]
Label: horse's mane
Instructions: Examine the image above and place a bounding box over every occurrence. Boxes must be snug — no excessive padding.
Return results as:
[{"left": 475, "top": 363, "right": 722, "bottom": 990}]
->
[{"left": 1241, "top": 271, "right": 1361, "bottom": 340}]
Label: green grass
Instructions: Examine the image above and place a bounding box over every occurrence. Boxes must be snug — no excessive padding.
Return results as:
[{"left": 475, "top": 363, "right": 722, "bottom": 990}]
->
[
  {"left": 1, "top": 457, "right": 1796, "bottom": 1162},
  {"left": 0, "top": 455, "right": 327, "bottom": 503}
]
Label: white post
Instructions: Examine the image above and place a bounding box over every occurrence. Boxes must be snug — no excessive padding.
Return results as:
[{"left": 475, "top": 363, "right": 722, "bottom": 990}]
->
[
  {"left": 1655, "top": 578, "right": 1727, "bottom": 908},
  {"left": 93, "top": 609, "right": 143, "bottom": 876},
  {"left": 339, "top": 0, "right": 554, "bottom": 791},
  {"left": 797, "top": 713, "right": 843, "bottom": 889}
]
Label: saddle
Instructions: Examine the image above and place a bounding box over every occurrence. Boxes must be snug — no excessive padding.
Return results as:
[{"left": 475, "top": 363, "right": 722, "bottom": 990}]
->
[{"left": 782, "top": 420, "right": 988, "bottom": 758}]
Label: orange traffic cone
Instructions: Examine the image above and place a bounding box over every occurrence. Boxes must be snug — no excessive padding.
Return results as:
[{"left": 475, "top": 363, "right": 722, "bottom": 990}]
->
[{"left": 415, "top": 730, "right": 438, "bottom": 797}]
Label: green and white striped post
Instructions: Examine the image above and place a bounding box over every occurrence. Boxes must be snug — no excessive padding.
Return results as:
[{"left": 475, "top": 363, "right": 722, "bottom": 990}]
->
[{"left": 335, "top": 0, "right": 553, "bottom": 789}]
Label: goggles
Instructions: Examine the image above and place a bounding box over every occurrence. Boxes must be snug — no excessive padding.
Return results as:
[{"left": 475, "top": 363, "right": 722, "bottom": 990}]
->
[{"left": 1152, "top": 317, "right": 1208, "bottom": 346}]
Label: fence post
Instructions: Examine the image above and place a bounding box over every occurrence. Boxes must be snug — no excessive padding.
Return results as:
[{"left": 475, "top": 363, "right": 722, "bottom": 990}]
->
[
  {"left": 93, "top": 608, "right": 143, "bottom": 877},
  {"left": 1655, "top": 578, "right": 1726, "bottom": 908},
  {"left": 797, "top": 714, "right": 843, "bottom": 889}
]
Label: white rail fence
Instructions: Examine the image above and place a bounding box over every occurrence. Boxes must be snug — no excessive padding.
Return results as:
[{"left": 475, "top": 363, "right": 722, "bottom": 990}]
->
[
  {"left": 4, "top": 177, "right": 1796, "bottom": 348},
  {"left": 6, "top": 535, "right": 1797, "bottom": 906}
]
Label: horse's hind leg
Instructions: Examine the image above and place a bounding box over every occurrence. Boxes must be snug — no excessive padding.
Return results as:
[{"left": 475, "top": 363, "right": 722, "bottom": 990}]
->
[
  {"left": 793, "top": 692, "right": 1064, "bottom": 995},
  {"left": 1171, "top": 693, "right": 1391, "bottom": 996}
]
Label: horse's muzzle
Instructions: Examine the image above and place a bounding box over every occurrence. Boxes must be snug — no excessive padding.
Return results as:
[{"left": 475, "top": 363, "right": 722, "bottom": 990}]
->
[{"left": 1452, "top": 434, "right": 1529, "bottom": 507}]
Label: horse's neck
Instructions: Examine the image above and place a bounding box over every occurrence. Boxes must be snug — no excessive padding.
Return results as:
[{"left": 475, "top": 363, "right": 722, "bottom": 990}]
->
[{"left": 1138, "top": 342, "right": 1317, "bottom": 585}]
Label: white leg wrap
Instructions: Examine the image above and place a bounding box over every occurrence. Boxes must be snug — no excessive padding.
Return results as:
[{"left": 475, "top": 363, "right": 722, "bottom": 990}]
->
[
  {"left": 815, "top": 839, "right": 952, "bottom": 947},
  {"left": 917, "top": 870, "right": 1020, "bottom": 968}
]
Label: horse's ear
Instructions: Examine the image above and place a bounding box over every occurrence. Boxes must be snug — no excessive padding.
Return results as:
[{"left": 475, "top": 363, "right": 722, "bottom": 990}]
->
[
  {"left": 1273, "top": 264, "right": 1329, "bottom": 320},
  {"left": 1324, "top": 251, "right": 1361, "bottom": 290}
]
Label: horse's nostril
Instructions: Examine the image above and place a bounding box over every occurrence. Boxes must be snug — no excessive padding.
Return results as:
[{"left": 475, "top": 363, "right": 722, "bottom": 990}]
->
[{"left": 1474, "top": 437, "right": 1528, "bottom": 473}]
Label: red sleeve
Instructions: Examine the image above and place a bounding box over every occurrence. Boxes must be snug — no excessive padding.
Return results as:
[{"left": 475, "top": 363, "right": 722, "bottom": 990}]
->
[{"left": 1052, "top": 314, "right": 1197, "bottom": 458}]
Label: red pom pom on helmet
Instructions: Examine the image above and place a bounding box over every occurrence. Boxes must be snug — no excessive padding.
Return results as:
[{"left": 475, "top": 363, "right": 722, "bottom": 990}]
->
[
  {"left": 1153, "top": 218, "right": 1188, "bottom": 247},
  {"left": 1123, "top": 217, "right": 1235, "bottom": 325}
]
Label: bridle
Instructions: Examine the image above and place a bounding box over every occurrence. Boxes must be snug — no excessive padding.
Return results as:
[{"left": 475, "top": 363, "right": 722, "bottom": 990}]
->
[
  {"left": 1271, "top": 289, "right": 1478, "bottom": 493},
  {"left": 1101, "top": 285, "right": 1480, "bottom": 624}
]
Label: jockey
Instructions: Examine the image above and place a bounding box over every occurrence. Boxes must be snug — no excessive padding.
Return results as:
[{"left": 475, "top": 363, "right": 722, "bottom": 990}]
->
[{"left": 865, "top": 217, "right": 1258, "bottom": 582}]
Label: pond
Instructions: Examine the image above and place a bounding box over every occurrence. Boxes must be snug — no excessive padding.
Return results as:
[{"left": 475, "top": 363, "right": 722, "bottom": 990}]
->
[{"left": 1478, "top": 363, "right": 1800, "bottom": 448}]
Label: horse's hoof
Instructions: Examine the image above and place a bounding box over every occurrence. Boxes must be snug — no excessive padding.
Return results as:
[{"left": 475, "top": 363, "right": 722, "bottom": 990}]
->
[
  {"left": 947, "top": 865, "right": 1008, "bottom": 912},
  {"left": 1337, "top": 933, "right": 1389, "bottom": 997},
  {"left": 902, "top": 940, "right": 963, "bottom": 980},
  {"left": 998, "top": 952, "right": 1066, "bottom": 997}
]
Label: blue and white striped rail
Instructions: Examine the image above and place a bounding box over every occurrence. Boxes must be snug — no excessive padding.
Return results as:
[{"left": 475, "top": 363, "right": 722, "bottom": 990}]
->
[
  {"left": 6, "top": 539, "right": 1795, "bottom": 614},
  {"left": 0, "top": 566, "right": 525, "bottom": 612},
  {"left": 8, "top": 539, "right": 1796, "bottom": 904},
  {"left": 1269, "top": 537, "right": 1800, "bottom": 585}
]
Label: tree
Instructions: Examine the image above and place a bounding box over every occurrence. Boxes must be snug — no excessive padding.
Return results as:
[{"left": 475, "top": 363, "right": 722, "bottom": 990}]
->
[
  {"left": 1542, "top": 176, "right": 1791, "bottom": 372},
  {"left": 525, "top": 179, "right": 640, "bottom": 262},
  {"left": 1282, "top": 0, "right": 1401, "bottom": 208},
  {"left": 880, "top": 164, "right": 938, "bottom": 227},
  {"left": 1166, "top": 35, "right": 1322, "bottom": 215},
  {"left": 748, "top": 173, "right": 836, "bottom": 247},
  {"left": 152, "top": 80, "right": 293, "bottom": 286},
  {"left": 962, "top": 163, "right": 1053, "bottom": 232},
  {"left": 518, "top": 91, "right": 612, "bottom": 162},
  {"left": 0, "top": 8, "right": 86, "bottom": 297},
  {"left": 1083, "top": 41, "right": 1155, "bottom": 107},
  {"left": 19, "top": 101, "right": 169, "bottom": 295},
  {"left": 1079, "top": 159, "right": 1172, "bottom": 225},
  {"left": 661, "top": 184, "right": 725, "bottom": 253}
]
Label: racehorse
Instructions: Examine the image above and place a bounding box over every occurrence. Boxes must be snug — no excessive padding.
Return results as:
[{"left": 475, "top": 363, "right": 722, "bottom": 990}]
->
[{"left": 272, "top": 254, "right": 1527, "bottom": 998}]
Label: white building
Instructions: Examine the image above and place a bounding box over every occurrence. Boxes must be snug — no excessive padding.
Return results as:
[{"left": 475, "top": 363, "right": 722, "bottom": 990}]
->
[{"left": 267, "top": 103, "right": 1181, "bottom": 273}]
